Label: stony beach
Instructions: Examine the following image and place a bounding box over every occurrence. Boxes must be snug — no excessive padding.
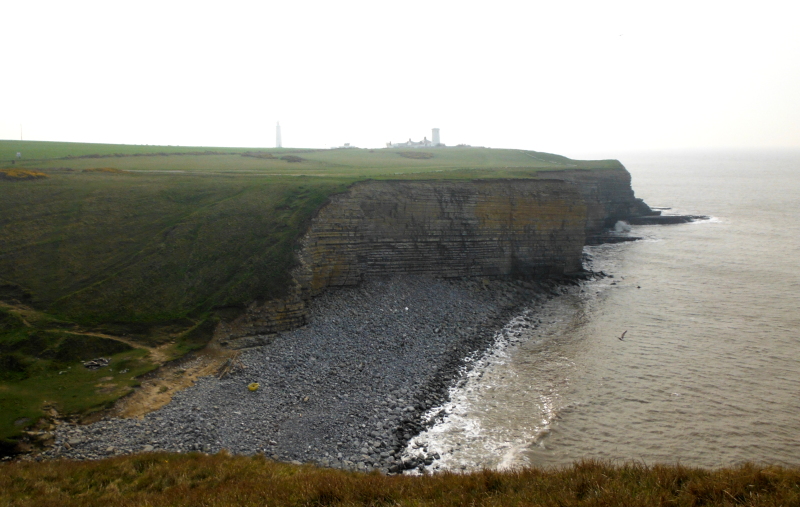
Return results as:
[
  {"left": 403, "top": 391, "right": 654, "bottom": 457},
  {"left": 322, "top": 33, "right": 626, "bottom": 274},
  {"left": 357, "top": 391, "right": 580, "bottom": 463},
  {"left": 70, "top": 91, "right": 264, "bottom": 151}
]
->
[{"left": 41, "top": 276, "right": 562, "bottom": 473}]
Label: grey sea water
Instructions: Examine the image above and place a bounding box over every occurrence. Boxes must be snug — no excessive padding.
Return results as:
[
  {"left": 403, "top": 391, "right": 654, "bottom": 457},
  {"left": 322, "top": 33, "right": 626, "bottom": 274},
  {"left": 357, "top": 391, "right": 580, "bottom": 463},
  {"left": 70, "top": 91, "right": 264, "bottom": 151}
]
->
[{"left": 412, "top": 150, "right": 800, "bottom": 471}]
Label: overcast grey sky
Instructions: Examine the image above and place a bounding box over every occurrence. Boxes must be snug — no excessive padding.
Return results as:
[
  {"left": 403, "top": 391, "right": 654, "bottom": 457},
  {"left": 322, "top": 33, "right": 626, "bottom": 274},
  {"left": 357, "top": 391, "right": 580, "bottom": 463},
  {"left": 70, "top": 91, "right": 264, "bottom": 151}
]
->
[{"left": 2, "top": 0, "right": 798, "bottom": 158}]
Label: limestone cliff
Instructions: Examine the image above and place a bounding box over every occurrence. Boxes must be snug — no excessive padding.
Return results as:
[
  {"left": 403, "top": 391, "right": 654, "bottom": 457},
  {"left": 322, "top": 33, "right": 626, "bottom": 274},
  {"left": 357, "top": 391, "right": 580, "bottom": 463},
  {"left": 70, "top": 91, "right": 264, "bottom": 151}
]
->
[
  {"left": 216, "top": 168, "right": 650, "bottom": 344},
  {"left": 293, "top": 179, "right": 586, "bottom": 295},
  {"left": 536, "top": 167, "right": 654, "bottom": 241}
]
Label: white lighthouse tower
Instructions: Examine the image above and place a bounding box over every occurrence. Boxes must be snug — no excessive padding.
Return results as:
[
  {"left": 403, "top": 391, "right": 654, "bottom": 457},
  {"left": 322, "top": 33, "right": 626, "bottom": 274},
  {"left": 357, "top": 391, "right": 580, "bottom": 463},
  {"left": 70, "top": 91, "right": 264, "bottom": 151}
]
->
[
  {"left": 276, "top": 122, "right": 282, "bottom": 148},
  {"left": 432, "top": 128, "right": 440, "bottom": 146}
]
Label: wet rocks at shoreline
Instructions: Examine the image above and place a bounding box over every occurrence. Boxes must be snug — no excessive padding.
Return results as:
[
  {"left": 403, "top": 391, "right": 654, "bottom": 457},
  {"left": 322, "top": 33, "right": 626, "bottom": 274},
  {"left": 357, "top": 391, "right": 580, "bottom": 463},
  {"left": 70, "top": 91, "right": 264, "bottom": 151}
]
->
[{"left": 40, "top": 276, "right": 557, "bottom": 472}]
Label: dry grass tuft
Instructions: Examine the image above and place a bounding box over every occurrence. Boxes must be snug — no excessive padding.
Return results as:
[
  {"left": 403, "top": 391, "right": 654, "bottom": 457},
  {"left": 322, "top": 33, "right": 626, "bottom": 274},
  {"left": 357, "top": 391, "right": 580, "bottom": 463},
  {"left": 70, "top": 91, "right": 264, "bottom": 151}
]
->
[
  {"left": 241, "top": 151, "right": 276, "bottom": 159},
  {"left": 0, "top": 169, "right": 48, "bottom": 181},
  {"left": 0, "top": 455, "right": 798, "bottom": 506},
  {"left": 397, "top": 151, "right": 434, "bottom": 160}
]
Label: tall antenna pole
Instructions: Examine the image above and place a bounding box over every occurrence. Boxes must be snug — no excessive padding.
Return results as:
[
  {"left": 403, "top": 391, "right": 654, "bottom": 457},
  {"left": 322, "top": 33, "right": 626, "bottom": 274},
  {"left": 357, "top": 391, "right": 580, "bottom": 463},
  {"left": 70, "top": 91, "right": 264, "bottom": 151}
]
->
[{"left": 20, "top": 124, "right": 23, "bottom": 141}]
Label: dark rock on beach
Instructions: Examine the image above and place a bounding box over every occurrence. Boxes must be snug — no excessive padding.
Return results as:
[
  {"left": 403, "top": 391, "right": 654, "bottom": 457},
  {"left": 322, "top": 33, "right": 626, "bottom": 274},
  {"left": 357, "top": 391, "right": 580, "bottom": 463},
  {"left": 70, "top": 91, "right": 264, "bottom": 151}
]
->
[{"left": 626, "top": 214, "right": 708, "bottom": 225}]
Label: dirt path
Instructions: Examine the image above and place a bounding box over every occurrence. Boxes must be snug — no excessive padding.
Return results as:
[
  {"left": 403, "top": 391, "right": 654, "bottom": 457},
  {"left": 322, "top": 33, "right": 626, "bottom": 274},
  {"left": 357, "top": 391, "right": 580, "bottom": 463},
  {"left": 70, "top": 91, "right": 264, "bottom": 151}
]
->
[
  {"left": 1, "top": 301, "right": 235, "bottom": 421},
  {"left": 89, "top": 344, "right": 236, "bottom": 421},
  {"left": 53, "top": 329, "right": 236, "bottom": 421},
  {"left": 1, "top": 302, "right": 168, "bottom": 360},
  {"left": 55, "top": 329, "right": 171, "bottom": 363}
]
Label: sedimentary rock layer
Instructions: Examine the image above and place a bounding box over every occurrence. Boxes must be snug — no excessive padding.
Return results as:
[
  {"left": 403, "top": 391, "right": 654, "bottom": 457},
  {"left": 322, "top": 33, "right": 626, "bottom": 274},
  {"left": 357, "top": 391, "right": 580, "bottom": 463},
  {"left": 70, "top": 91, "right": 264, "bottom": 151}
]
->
[
  {"left": 537, "top": 167, "right": 654, "bottom": 240},
  {"left": 294, "top": 179, "right": 587, "bottom": 296},
  {"left": 217, "top": 169, "right": 650, "bottom": 341}
]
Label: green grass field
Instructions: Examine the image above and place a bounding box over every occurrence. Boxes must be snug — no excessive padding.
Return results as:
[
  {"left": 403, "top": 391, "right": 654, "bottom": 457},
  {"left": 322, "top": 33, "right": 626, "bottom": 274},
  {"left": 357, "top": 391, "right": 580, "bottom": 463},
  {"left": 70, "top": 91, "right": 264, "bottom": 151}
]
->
[
  {"left": 0, "top": 140, "right": 622, "bottom": 448},
  {"left": 1, "top": 140, "right": 621, "bottom": 175}
]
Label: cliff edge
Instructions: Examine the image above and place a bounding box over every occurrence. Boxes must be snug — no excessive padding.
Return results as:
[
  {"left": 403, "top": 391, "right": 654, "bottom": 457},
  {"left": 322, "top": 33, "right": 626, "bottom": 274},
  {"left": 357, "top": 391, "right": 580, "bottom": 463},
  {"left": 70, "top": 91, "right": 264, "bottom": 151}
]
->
[{"left": 217, "top": 167, "right": 652, "bottom": 343}]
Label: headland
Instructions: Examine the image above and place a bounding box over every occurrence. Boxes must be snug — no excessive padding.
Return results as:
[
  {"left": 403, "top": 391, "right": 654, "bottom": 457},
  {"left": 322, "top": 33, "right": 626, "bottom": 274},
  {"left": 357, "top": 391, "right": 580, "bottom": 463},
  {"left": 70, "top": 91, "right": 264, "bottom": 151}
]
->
[{"left": 0, "top": 140, "right": 692, "bottom": 461}]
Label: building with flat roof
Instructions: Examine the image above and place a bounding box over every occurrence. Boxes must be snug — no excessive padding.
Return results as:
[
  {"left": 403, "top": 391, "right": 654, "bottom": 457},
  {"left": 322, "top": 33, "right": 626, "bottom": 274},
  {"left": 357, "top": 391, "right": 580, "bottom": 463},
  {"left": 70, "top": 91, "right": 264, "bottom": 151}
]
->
[{"left": 387, "top": 128, "right": 443, "bottom": 148}]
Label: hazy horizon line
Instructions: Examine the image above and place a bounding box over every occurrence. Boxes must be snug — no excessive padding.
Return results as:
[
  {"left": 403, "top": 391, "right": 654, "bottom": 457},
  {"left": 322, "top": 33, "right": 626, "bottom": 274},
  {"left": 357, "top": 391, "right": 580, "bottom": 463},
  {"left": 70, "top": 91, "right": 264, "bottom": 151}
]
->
[{"left": 3, "top": 138, "right": 799, "bottom": 156}]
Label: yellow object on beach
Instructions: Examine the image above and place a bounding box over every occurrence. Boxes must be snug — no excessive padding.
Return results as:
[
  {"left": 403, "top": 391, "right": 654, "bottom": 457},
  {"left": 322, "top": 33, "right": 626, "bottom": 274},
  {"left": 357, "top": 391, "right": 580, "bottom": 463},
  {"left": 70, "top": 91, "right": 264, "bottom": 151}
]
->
[{"left": 248, "top": 383, "right": 259, "bottom": 391}]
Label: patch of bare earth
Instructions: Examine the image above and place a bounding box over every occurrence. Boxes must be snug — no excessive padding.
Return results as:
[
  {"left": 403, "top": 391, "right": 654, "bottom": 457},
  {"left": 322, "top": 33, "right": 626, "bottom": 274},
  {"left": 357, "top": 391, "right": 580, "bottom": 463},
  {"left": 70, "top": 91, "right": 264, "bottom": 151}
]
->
[
  {"left": 0, "top": 300, "right": 236, "bottom": 423},
  {"left": 97, "top": 345, "right": 236, "bottom": 420}
]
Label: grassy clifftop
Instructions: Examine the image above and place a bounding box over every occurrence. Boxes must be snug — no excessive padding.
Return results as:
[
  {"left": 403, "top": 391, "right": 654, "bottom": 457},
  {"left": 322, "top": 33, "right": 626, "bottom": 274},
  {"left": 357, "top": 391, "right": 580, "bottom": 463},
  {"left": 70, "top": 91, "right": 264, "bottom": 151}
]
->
[
  {"left": 1, "top": 140, "right": 620, "bottom": 175},
  {"left": 0, "top": 140, "right": 622, "bottom": 446}
]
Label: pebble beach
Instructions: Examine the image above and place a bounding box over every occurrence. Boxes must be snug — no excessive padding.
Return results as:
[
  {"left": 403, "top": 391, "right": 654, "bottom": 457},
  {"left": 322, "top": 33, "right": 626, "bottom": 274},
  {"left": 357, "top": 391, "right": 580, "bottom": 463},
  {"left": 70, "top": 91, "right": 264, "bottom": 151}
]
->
[{"left": 42, "top": 276, "right": 561, "bottom": 473}]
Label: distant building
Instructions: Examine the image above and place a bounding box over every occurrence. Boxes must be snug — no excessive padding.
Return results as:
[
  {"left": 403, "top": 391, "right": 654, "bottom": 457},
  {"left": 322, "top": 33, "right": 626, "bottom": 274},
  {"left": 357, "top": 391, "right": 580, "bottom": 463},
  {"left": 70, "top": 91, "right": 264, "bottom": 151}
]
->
[
  {"left": 276, "top": 122, "right": 282, "bottom": 148},
  {"left": 388, "top": 137, "right": 431, "bottom": 148},
  {"left": 387, "top": 128, "right": 443, "bottom": 148}
]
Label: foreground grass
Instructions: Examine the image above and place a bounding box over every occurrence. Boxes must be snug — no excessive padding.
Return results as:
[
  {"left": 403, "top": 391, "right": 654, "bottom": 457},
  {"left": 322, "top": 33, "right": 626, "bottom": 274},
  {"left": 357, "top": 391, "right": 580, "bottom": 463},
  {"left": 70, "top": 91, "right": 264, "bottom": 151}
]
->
[
  {"left": 1, "top": 454, "right": 797, "bottom": 506},
  {"left": 0, "top": 140, "right": 622, "bottom": 447}
]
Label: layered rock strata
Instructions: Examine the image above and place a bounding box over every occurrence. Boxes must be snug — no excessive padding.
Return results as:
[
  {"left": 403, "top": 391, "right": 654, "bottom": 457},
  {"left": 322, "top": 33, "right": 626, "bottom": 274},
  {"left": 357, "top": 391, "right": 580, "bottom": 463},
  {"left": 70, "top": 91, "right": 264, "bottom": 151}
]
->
[
  {"left": 217, "top": 179, "right": 587, "bottom": 342},
  {"left": 295, "top": 179, "right": 587, "bottom": 295},
  {"left": 217, "top": 170, "right": 652, "bottom": 342},
  {"left": 537, "top": 167, "right": 655, "bottom": 241}
]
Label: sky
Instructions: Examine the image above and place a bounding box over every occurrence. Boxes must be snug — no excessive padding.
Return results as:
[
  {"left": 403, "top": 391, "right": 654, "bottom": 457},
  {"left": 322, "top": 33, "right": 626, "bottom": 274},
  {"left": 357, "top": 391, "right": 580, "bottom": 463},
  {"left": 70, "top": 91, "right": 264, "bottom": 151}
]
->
[{"left": 2, "top": 0, "right": 799, "bottom": 158}]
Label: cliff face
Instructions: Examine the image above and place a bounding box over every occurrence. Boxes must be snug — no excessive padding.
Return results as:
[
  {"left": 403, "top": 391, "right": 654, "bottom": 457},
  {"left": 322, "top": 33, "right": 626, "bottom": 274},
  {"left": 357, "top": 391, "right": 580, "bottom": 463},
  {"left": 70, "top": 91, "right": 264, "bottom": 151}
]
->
[
  {"left": 294, "top": 179, "right": 587, "bottom": 295},
  {"left": 537, "top": 167, "right": 653, "bottom": 240},
  {"left": 217, "top": 179, "right": 587, "bottom": 342},
  {"left": 216, "top": 168, "right": 648, "bottom": 344}
]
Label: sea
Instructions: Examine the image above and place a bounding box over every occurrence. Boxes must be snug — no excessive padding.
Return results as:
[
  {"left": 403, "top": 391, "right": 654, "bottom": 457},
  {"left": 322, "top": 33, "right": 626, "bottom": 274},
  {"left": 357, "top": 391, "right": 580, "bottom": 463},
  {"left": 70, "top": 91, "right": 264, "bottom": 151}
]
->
[{"left": 411, "top": 150, "right": 800, "bottom": 471}]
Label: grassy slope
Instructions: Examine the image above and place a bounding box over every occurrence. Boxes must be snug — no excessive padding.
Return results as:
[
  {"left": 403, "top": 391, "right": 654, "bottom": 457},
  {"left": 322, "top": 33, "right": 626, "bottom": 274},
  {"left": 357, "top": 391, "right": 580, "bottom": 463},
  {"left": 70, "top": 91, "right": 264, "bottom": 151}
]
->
[
  {"left": 0, "top": 140, "right": 622, "bottom": 445},
  {"left": 1, "top": 171, "right": 344, "bottom": 325},
  {"left": 0, "top": 305, "right": 156, "bottom": 446},
  {"left": 1, "top": 454, "right": 798, "bottom": 506}
]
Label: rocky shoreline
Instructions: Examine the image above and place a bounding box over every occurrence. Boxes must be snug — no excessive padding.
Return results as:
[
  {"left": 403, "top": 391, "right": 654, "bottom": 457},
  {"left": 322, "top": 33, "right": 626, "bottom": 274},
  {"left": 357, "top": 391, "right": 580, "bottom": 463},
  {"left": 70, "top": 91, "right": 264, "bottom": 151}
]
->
[{"left": 37, "top": 276, "right": 568, "bottom": 473}]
